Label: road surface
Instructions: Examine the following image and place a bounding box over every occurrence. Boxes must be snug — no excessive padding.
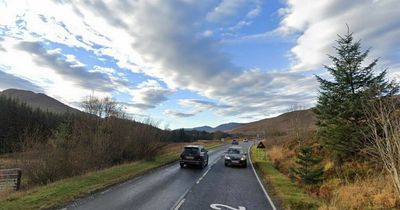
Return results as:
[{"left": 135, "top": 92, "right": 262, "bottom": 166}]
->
[{"left": 62, "top": 141, "right": 276, "bottom": 210}]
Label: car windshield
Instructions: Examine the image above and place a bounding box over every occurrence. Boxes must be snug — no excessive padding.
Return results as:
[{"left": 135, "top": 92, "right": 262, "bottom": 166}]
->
[
  {"left": 227, "top": 148, "right": 241, "bottom": 154},
  {"left": 184, "top": 147, "right": 199, "bottom": 154}
]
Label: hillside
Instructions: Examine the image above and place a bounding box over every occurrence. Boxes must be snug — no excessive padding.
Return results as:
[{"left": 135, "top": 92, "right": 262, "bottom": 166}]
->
[
  {"left": 0, "top": 89, "right": 80, "bottom": 114},
  {"left": 187, "top": 122, "right": 243, "bottom": 132},
  {"left": 187, "top": 126, "right": 214, "bottom": 132},
  {"left": 230, "top": 109, "right": 316, "bottom": 134}
]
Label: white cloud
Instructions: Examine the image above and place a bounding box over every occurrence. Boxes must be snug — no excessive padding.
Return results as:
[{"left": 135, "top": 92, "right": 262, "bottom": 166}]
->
[
  {"left": 202, "top": 30, "right": 213, "bottom": 37},
  {"left": 164, "top": 109, "right": 197, "bottom": 118},
  {"left": 246, "top": 2, "right": 262, "bottom": 18},
  {"left": 278, "top": 0, "right": 400, "bottom": 73},
  {"left": 0, "top": 0, "right": 318, "bottom": 120},
  {"left": 0, "top": 70, "right": 43, "bottom": 92},
  {"left": 3, "top": 0, "right": 397, "bottom": 125},
  {"left": 0, "top": 38, "right": 116, "bottom": 103},
  {"left": 228, "top": 20, "right": 252, "bottom": 31},
  {"left": 206, "top": 0, "right": 248, "bottom": 23},
  {"left": 127, "top": 80, "right": 173, "bottom": 110}
]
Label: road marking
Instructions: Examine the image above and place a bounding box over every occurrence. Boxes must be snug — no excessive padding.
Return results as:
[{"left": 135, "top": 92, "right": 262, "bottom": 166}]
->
[
  {"left": 210, "top": 203, "right": 246, "bottom": 210},
  {"left": 248, "top": 142, "right": 277, "bottom": 210},
  {"left": 171, "top": 150, "right": 226, "bottom": 210},
  {"left": 196, "top": 154, "right": 222, "bottom": 184},
  {"left": 100, "top": 189, "right": 110, "bottom": 194},
  {"left": 173, "top": 198, "right": 185, "bottom": 210},
  {"left": 196, "top": 168, "right": 211, "bottom": 184}
]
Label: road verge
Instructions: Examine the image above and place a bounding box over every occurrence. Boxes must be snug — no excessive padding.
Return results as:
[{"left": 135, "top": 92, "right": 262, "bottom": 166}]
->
[
  {"left": 250, "top": 144, "right": 320, "bottom": 210},
  {"left": 0, "top": 142, "right": 224, "bottom": 210}
]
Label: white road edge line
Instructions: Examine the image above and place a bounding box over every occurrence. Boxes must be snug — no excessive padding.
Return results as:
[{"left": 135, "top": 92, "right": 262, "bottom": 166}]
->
[
  {"left": 173, "top": 198, "right": 185, "bottom": 210},
  {"left": 248, "top": 142, "right": 277, "bottom": 210}
]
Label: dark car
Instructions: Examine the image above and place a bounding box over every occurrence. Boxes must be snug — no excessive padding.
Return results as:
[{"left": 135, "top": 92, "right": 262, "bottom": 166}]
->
[
  {"left": 224, "top": 146, "right": 247, "bottom": 168},
  {"left": 180, "top": 145, "right": 209, "bottom": 168},
  {"left": 232, "top": 139, "right": 239, "bottom": 145}
]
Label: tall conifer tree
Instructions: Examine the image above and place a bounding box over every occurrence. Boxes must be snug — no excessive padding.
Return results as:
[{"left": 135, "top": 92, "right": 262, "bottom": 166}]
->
[{"left": 315, "top": 30, "right": 398, "bottom": 160}]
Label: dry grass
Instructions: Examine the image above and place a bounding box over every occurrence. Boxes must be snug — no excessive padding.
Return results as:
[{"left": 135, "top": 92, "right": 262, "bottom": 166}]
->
[
  {"left": 0, "top": 157, "right": 17, "bottom": 169},
  {"left": 267, "top": 145, "right": 295, "bottom": 174},
  {"left": 252, "top": 146, "right": 320, "bottom": 209},
  {"left": 319, "top": 175, "right": 399, "bottom": 210}
]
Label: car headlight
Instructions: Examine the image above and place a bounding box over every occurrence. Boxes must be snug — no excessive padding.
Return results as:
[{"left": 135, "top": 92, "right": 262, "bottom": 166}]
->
[
  {"left": 225, "top": 155, "right": 231, "bottom": 160},
  {"left": 241, "top": 155, "right": 246, "bottom": 161}
]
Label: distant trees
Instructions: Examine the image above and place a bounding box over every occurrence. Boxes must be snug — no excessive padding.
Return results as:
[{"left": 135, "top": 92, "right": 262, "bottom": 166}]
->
[
  {"left": 0, "top": 96, "right": 66, "bottom": 153},
  {"left": 0, "top": 94, "right": 225, "bottom": 185},
  {"left": 167, "top": 128, "right": 227, "bottom": 142},
  {"left": 81, "top": 95, "right": 124, "bottom": 118},
  {"left": 315, "top": 30, "right": 398, "bottom": 160}
]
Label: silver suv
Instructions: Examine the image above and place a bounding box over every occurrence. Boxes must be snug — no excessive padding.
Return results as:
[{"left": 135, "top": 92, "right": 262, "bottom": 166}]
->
[{"left": 224, "top": 146, "right": 247, "bottom": 168}]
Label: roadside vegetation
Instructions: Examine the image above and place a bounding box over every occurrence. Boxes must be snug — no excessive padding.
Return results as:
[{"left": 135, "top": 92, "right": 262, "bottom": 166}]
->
[
  {"left": 254, "top": 29, "right": 400, "bottom": 210},
  {"left": 251, "top": 146, "right": 319, "bottom": 209},
  {"left": 0, "top": 141, "right": 223, "bottom": 210},
  {"left": 0, "top": 94, "right": 229, "bottom": 203}
]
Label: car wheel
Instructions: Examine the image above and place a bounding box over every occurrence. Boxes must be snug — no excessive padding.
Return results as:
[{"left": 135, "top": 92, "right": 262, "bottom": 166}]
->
[
  {"left": 180, "top": 163, "right": 184, "bottom": 168},
  {"left": 200, "top": 161, "right": 205, "bottom": 169},
  {"left": 205, "top": 157, "right": 209, "bottom": 166},
  {"left": 243, "top": 163, "right": 247, "bottom": 168},
  {"left": 224, "top": 162, "right": 228, "bottom": 167}
]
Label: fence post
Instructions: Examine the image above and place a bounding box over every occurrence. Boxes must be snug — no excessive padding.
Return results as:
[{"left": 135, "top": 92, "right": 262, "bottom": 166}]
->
[{"left": 16, "top": 169, "right": 22, "bottom": 191}]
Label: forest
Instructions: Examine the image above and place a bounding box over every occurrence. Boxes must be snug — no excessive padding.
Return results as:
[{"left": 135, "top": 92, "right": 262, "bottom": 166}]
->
[{"left": 0, "top": 95, "right": 228, "bottom": 186}]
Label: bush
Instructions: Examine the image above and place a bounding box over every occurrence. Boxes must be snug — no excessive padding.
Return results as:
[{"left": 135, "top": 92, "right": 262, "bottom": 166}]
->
[{"left": 18, "top": 113, "right": 166, "bottom": 186}]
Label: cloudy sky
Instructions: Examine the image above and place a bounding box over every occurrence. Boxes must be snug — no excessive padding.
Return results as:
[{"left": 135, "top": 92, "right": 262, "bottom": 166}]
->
[{"left": 0, "top": 0, "right": 399, "bottom": 129}]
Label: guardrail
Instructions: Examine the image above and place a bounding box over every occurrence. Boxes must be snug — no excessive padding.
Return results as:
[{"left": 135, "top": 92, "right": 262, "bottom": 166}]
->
[{"left": 0, "top": 168, "right": 22, "bottom": 191}]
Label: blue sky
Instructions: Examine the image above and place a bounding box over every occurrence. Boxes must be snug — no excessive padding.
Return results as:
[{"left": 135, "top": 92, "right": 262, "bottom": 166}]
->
[{"left": 0, "top": 0, "right": 399, "bottom": 129}]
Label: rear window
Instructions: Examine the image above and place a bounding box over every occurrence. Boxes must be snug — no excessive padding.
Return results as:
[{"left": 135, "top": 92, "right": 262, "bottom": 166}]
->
[{"left": 183, "top": 147, "right": 199, "bottom": 154}]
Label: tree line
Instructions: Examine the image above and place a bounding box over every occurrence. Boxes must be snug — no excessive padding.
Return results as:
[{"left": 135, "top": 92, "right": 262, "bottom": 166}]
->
[{"left": 0, "top": 95, "right": 227, "bottom": 185}]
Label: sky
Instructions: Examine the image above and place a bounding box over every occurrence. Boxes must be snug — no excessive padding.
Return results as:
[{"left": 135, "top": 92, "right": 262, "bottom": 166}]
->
[{"left": 0, "top": 0, "right": 399, "bottom": 129}]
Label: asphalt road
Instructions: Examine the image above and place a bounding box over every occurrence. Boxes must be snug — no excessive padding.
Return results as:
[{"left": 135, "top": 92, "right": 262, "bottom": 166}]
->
[{"left": 62, "top": 141, "right": 276, "bottom": 210}]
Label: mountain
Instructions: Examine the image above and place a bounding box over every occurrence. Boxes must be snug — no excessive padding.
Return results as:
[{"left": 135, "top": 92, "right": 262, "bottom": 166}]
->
[
  {"left": 213, "top": 122, "right": 243, "bottom": 132},
  {"left": 187, "top": 122, "right": 243, "bottom": 132},
  {"left": 230, "top": 109, "right": 316, "bottom": 134},
  {"left": 0, "top": 89, "right": 80, "bottom": 114},
  {"left": 188, "top": 126, "right": 214, "bottom": 132}
]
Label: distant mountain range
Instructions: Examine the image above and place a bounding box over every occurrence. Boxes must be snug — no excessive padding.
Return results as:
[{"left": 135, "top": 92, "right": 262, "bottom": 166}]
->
[
  {"left": 229, "top": 109, "right": 316, "bottom": 134},
  {"left": 186, "top": 122, "right": 243, "bottom": 132},
  {"left": 0, "top": 89, "right": 80, "bottom": 114},
  {"left": 1, "top": 89, "right": 316, "bottom": 135},
  {"left": 186, "top": 109, "right": 316, "bottom": 134}
]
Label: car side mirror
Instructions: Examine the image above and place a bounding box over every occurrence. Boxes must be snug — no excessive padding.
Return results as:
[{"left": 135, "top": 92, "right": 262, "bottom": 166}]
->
[{"left": 244, "top": 153, "right": 247, "bottom": 155}]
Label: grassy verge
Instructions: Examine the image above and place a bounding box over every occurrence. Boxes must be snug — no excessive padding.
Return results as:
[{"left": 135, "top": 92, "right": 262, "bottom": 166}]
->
[
  {"left": 251, "top": 145, "right": 320, "bottom": 210},
  {"left": 0, "top": 141, "right": 224, "bottom": 210}
]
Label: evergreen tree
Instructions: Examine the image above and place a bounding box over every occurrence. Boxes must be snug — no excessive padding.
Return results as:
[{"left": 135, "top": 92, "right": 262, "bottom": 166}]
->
[
  {"left": 294, "top": 146, "right": 324, "bottom": 185},
  {"left": 315, "top": 30, "right": 398, "bottom": 160}
]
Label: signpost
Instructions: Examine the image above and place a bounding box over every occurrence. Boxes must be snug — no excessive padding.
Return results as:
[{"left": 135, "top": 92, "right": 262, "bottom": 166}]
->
[{"left": 257, "top": 142, "right": 265, "bottom": 149}]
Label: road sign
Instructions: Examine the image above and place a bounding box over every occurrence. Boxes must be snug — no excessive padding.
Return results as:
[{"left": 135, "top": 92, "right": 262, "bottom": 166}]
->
[{"left": 257, "top": 142, "right": 265, "bottom": 149}]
